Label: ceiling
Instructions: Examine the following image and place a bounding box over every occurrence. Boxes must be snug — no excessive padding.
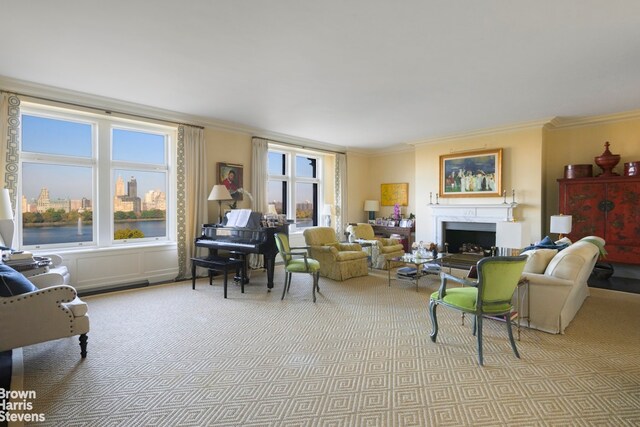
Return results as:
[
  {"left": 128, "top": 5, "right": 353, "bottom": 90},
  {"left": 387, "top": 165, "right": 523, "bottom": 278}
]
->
[{"left": 2, "top": 1, "right": 640, "bottom": 151}]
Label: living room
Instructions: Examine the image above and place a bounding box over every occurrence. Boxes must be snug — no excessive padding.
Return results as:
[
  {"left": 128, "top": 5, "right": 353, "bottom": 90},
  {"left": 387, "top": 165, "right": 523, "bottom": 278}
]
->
[{"left": 2, "top": 2, "right": 640, "bottom": 425}]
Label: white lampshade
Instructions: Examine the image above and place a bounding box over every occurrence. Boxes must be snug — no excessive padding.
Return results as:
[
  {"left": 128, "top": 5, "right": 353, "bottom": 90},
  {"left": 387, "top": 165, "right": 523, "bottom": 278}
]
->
[
  {"left": 0, "top": 189, "right": 13, "bottom": 220},
  {"left": 550, "top": 215, "right": 572, "bottom": 234},
  {"left": 208, "top": 185, "right": 232, "bottom": 201},
  {"left": 267, "top": 204, "right": 278, "bottom": 215},
  {"left": 322, "top": 205, "right": 333, "bottom": 215},
  {"left": 496, "top": 221, "right": 528, "bottom": 253},
  {"left": 363, "top": 200, "right": 379, "bottom": 212}
]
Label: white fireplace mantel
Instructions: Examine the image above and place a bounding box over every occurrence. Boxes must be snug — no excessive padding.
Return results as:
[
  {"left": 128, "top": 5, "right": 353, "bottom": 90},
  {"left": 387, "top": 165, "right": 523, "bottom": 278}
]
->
[{"left": 430, "top": 203, "right": 518, "bottom": 247}]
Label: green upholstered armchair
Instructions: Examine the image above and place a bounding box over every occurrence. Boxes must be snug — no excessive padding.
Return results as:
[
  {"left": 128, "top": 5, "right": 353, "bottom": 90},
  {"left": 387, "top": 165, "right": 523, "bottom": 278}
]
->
[
  {"left": 429, "top": 255, "right": 527, "bottom": 366},
  {"left": 346, "top": 223, "right": 405, "bottom": 269},
  {"left": 302, "top": 227, "right": 368, "bottom": 281},
  {"left": 275, "top": 233, "right": 321, "bottom": 302}
]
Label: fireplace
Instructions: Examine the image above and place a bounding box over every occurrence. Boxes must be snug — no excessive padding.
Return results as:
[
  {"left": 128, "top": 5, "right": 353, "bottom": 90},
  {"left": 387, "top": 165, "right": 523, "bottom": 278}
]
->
[
  {"left": 430, "top": 203, "right": 517, "bottom": 253},
  {"left": 443, "top": 221, "right": 496, "bottom": 255}
]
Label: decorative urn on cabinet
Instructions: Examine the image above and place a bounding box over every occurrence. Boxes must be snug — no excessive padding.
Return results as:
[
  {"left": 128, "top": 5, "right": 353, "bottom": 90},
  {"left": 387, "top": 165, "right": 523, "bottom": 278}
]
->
[{"left": 594, "top": 141, "right": 621, "bottom": 176}]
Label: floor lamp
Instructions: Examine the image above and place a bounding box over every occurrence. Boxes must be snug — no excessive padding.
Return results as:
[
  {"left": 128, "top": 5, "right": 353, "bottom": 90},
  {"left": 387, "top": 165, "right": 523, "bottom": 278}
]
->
[
  {"left": 208, "top": 185, "right": 232, "bottom": 224},
  {"left": 0, "top": 189, "right": 14, "bottom": 250}
]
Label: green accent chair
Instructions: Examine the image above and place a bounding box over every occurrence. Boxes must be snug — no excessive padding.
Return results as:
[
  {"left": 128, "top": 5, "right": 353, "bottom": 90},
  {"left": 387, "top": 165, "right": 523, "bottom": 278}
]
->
[
  {"left": 429, "top": 255, "right": 527, "bottom": 365},
  {"left": 275, "top": 233, "right": 321, "bottom": 302}
]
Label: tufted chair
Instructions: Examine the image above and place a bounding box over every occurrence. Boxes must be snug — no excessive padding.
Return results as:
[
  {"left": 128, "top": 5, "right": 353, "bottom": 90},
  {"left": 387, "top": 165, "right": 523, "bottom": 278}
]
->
[
  {"left": 303, "top": 227, "right": 368, "bottom": 281},
  {"left": 0, "top": 264, "right": 89, "bottom": 358},
  {"left": 346, "top": 223, "right": 405, "bottom": 269}
]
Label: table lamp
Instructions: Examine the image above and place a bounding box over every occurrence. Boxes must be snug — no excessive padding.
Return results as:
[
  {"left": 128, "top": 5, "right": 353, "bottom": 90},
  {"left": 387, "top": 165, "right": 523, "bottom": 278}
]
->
[
  {"left": 550, "top": 214, "right": 572, "bottom": 239},
  {"left": 495, "top": 221, "right": 528, "bottom": 256},
  {"left": 322, "top": 205, "right": 333, "bottom": 227},
  {"left": 208, "top": 185, "right": 232, "bottom": 224},
  {"left": 363, "top": 200, "right": 379, "bottom": 221},
  {"left": 0, "top": 188, "right": 14, "bottom": 249}
]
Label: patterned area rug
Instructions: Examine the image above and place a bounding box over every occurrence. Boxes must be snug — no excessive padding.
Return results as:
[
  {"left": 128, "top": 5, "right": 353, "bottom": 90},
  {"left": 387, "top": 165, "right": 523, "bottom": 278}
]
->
[{"left": 20, "top": 268, "right": 640, "bottom": 426}]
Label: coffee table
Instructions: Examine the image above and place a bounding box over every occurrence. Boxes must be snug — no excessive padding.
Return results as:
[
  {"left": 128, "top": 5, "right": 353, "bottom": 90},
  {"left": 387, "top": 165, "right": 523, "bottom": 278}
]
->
[{"left": 387, "top": 253, "right": 449, "bottom": 291}]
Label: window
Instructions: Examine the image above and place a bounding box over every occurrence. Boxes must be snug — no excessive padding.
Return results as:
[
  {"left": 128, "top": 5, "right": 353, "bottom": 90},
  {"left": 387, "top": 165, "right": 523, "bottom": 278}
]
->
[
  {"left": 19, "top": 103, "right": 174, "bottom": 249},
  {"left": 267, "top": 147, "right": 322, "bottom": 229}
]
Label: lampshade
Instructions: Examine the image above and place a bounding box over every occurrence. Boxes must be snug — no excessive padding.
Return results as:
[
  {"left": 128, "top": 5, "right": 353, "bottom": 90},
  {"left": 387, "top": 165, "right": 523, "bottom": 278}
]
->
[
  {"left": 363, "top": 200, "right": 379, "bottom": 212},
  {"left": 0, "top": 189, "right": 14, "bottom": 248},
  {"left": 550, "top": 215, "right": 572, "bottom": 234},
  {"left": 0, "top": 189, "right": 13, "bottom": 220},
  {"left": 322, "top": 205, "right": 333, "bottom": 215},
  {"left": 208, "top": 185, "right": 232, "bottom": 201},
  {"left": 267, "top": 204, "right": 278, "bottom": 215},
  {"left": 496, "top": 221, "right": 528, "bottom": 251}
]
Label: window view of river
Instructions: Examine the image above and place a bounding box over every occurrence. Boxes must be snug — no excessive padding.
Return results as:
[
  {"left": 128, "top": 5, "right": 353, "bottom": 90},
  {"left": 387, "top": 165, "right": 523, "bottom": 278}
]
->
[{"left": 22, "top": 220, "right": 166, "bottom": 246}]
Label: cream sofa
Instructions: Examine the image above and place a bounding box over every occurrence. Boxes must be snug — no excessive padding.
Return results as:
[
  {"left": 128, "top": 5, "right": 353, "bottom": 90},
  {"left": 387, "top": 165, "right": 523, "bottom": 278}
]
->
[
  {"left": 346, "top": 223, "right": 404, "bottom": 269},
  {"left": 520, "top": 236, "right": 605, "bottom": 334},
  {"left": 303, "top": 227, "right": 369, "bottom": 281}
]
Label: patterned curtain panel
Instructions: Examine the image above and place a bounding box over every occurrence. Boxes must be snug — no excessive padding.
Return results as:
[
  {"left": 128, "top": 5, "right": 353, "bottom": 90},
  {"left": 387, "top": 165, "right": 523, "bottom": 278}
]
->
[
  {"left": 0, "top": 93, "right": 20, "bottom": 211},
  {"left": 335, "top": 153, "right": 347, "bottom": 238},
  {"left": 249, "top": 137, "right": 269, "bottom": 269},
  {"left": 175, "top": 125, "right": 208, "bottom": 280}
]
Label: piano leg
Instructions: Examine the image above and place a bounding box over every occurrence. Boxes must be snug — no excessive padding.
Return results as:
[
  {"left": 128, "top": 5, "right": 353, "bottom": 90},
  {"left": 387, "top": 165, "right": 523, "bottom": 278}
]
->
[{"left": 265, "top": 254, "right": 276, "bottom": 290}]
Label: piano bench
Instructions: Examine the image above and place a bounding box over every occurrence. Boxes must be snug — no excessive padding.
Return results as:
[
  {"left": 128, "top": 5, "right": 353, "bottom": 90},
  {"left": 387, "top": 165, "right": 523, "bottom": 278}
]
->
[{"left": 191, "top": 256, "right": 246, "bottom": 298}]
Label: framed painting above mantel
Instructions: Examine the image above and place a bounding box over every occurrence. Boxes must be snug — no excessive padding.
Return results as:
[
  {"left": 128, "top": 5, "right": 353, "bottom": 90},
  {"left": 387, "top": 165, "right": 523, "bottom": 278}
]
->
[{"left": 439, "top": 148, "right": 502, "bottom": 198}]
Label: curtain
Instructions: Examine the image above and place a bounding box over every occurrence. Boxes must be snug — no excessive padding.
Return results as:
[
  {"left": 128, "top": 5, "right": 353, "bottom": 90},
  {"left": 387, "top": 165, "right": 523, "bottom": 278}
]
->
[
  {"left": 335, "top": 153, "right": 348, "bottom": 239},
  {"left": 0, "top": 92, "right": 20, "bottom": 212},
  {"left": 175, "top": 125, "right": 208, "bottom": 280},
  {"left": 249, "top": 137, "right": 269, "bottom": 269}
]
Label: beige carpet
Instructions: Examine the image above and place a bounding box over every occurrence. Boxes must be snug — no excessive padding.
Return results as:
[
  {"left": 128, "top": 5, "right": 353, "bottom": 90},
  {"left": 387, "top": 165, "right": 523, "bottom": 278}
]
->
[{"left": 20, "top": 268, "right": 640, "bottom": 426}]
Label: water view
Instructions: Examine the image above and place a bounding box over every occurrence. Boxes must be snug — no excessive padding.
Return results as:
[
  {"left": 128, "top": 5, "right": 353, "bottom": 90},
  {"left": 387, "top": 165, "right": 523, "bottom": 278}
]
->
[{"left": 23, "top": 220, "right": 166, "bottom": 246}]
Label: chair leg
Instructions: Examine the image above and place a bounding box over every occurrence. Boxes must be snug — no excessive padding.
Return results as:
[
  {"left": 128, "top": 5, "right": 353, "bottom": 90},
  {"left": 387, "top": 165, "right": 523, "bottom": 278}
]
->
[
  {"left": 312, "top": 273, "right": 317, "bottom": 303},
  {"left": 429, "top": 299, "right": 438, "bottom": 342},
  {"left": 287, "top": 272, "right": 292, "bottom": 292},
  {"left": 477, "top": 314, "right": 484, "bottom": 366},
  {"left": 506, "top": 315, "right": 521, "bottom": 359},
  {"left": 472, "top": 315, "right": 477, "bottom": 336},
  {"left": 79, "top": 333, "right": 88, "bottom": 358},
  {"left": 315, "top": 272, "right": 320, "bottom": 291},
  {"left": 281, "top": 272, "right": 289, "bottom": 300}
]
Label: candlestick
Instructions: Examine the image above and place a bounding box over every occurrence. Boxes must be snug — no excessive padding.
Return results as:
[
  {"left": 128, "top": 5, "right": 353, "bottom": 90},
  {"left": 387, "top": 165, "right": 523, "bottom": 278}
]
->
[
  {"left": 502, "top": 190, "right": 507, "bottom": 204},
  {"left": 435, "top": 193, "right": 439, "bottom": 205},
  {"left": 511, "top": 189, "right": 515, "bottom": 204},
  {"left": 429, "top": 192, "right": 433, "bottom": 205}
]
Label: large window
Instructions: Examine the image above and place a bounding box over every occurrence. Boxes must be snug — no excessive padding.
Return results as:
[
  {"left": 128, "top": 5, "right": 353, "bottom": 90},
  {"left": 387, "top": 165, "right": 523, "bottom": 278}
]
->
[
  {"left": 267, "top": 147, "right": 322, "bottom": 229},
  {"left": 19, "top": 103, "right": 174, "bottom": 249}
]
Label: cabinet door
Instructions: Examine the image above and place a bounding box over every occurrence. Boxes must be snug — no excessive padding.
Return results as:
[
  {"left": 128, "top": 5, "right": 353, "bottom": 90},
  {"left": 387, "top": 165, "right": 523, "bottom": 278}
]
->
[
  {"left": 605, "top": 181, "right": 640, "bottom": 263},
  {"left": 561, "top": 181, "right": 606, "bottom": 241}
]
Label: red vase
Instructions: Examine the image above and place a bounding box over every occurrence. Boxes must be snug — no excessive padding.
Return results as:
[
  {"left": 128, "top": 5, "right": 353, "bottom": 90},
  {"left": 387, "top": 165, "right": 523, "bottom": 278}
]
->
[{"left": 594, "top": 141, "right": 621, "bottom": 177}]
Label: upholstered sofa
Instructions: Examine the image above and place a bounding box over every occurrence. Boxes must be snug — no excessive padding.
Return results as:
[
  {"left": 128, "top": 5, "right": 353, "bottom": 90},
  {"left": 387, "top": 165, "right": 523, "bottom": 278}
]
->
[
  {"left": 303, "top": 227, "right": 369, "bottom": 281},
  {"left": 346, "top": 223, "right": 404, "bottom": 269},
  {"left": 520, "top": 236, "right": 605, "bottom": 334}
]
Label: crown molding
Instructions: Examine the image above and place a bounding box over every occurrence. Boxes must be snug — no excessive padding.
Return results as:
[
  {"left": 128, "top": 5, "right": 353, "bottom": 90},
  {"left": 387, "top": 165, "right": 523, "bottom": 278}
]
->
[
  {"left": 407, "top": 118, "right": 552, "bottom": 147},
  {"left": 0, "top": 75, "right": 347, "bottom": 152},
  {"left": 545, "top": 109, "right": 640, "bottom": 129}
]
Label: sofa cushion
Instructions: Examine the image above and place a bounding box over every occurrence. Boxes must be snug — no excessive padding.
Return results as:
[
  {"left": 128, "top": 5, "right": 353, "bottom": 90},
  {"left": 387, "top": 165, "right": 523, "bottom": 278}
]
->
[
  {"left": 0, "top": 263, "right": 38, "bottom": 297},
  {"left": 522, "top": 249, "right": 558, "bottom": 274}
]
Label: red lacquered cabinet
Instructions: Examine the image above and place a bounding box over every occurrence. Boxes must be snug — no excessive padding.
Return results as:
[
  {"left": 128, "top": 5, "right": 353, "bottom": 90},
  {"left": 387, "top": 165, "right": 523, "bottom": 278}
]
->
[{"left": 558, "top": 176, "right": 640, "bottom": 264}]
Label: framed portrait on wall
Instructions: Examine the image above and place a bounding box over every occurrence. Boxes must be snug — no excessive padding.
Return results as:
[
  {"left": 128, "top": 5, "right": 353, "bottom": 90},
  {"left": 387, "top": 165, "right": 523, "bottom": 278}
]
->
[
  {"left": 439, "top": 148, "right": 502, "bottom": 197},
  {"left": 217, "top": 162, "right": 243, "bottom": 201}
]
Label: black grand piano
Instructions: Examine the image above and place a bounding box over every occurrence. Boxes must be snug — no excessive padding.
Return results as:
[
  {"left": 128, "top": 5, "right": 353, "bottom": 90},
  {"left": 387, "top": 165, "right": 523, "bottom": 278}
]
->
[{"left": 194, "top": 212, "right": 288, "bottom": 290}]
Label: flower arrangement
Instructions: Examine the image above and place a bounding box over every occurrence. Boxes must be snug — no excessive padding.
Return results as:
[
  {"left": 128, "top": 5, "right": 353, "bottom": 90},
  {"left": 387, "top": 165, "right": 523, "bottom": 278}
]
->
[{"left": 393, "top": 203, "right": 401, "bottom": 220}]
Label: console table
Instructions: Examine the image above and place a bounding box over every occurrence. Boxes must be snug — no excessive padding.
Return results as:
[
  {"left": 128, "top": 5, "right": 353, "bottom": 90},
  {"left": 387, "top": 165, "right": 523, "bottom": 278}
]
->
[{"left": 371, "top": 225, "right": 414, "bottom": 252}]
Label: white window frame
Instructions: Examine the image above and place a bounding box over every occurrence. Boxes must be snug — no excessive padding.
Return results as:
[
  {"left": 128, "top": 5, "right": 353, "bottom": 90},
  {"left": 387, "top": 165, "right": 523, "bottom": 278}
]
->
[
  {"left": 267, "top": 145, "right": 323, "bottom": 230},
  {"left": 18, "top": 102, "right": 176, "bottom": 251}
]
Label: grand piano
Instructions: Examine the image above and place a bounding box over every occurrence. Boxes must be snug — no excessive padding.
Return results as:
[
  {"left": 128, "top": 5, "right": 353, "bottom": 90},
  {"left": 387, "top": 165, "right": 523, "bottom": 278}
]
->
[{"left": 194, "top": 212, "right": 288, "bottom": 290}]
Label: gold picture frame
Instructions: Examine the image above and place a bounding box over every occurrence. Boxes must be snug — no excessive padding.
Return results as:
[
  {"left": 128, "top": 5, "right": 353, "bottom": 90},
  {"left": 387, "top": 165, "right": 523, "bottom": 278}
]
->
[
  {"left": 381, "top": 183, "right": 409, "bottom": 206},
  {"left": 439, "top": 148, "right": 502, "bottom": 198}
]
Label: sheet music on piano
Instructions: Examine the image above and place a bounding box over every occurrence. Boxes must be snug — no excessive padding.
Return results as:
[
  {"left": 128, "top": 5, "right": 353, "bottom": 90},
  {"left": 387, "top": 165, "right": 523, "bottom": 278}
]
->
[{"left": 225, "top": 209, "right": 253, "bottom": 227}]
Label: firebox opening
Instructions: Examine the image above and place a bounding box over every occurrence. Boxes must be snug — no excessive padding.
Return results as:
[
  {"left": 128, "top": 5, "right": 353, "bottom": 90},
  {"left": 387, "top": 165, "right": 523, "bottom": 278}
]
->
[{"left": 443, "top": 222, "right": 496, "bottom": 255}]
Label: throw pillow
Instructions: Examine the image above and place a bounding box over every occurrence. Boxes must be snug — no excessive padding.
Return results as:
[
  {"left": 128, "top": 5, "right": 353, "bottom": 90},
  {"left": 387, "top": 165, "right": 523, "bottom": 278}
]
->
[
  {"left": 522, "top": 249, "right": 558, "bottom": 274},
  {"left": 0, "top": 263, "right": 38, "bottom": 297}
]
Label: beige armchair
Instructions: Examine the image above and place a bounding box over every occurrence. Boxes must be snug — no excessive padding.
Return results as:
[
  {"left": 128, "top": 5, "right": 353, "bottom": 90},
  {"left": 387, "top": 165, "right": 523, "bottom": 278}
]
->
[
  {"left": 0, "top": 264, "right": 89, "bottom": 357},
  {"left": 521, "top": 236, "right": 605, "bottom": 334},
  {"left": 303, "top": 227, "right": 368, "bottom": 281},
  {"left": 346, "top": 223, "right": 405, "bottom": 269}
]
